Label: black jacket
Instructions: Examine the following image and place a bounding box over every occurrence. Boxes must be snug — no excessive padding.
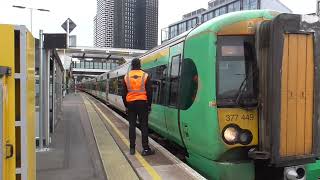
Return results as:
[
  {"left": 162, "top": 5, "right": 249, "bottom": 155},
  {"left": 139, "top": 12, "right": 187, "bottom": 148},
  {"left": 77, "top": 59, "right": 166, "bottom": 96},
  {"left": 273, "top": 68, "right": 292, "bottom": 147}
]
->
[{"left": 122, "top": 70, "right": 152, "bottom": 108}]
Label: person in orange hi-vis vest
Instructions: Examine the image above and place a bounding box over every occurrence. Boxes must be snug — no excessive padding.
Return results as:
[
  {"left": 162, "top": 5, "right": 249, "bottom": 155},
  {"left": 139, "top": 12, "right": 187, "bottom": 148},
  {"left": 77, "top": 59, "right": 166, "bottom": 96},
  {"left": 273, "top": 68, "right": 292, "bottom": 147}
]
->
[{"left": 122, "top": 58, "right": 155, "bottom": 156}]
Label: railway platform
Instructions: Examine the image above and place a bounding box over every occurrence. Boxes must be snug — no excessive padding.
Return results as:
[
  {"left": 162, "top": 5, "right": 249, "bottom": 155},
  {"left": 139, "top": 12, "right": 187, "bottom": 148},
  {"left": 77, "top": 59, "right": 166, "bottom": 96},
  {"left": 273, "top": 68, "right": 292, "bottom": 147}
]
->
[{"left": 37, "top": 93, "right": 205, "bottom": 180}]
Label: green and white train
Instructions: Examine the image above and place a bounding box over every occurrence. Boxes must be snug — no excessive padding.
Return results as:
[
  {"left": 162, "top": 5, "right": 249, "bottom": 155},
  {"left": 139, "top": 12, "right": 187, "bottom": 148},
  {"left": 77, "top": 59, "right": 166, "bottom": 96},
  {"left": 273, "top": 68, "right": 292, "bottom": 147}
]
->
[{"left": 78, "top": 10, "right": 320, "bottom": 180}]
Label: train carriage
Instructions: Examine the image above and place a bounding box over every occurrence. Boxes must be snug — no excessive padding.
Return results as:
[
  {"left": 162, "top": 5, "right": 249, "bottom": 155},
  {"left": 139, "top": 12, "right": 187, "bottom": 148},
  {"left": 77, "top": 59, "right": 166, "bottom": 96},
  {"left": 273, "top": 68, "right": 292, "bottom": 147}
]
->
[
  {"left": 78, "top": 10, "right": 320, "bottom": 180},
  {"left": 107, "top": 63, "right": 130, "bottom": 112}
]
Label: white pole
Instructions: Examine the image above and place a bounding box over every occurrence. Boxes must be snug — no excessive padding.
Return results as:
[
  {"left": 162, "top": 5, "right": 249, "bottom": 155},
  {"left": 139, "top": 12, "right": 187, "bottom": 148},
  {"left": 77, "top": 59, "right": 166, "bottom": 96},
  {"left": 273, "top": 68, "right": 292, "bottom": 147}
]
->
[
  {"left": 67, "top": 19, "right": 70, "bottom": 48},
  {"left": 30, "top": 8, "right": 33, "bottom": 34},
  {"left": 39, "top": 29, "right": 43, "bottom": 149}
]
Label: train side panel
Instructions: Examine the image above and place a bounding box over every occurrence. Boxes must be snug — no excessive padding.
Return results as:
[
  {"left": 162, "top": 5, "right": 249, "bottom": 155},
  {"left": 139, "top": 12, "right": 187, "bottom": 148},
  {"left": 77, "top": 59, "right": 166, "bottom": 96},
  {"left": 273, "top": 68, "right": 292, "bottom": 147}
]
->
[{"left": 141, "top": 48, "right": 171, "bottom": 139}]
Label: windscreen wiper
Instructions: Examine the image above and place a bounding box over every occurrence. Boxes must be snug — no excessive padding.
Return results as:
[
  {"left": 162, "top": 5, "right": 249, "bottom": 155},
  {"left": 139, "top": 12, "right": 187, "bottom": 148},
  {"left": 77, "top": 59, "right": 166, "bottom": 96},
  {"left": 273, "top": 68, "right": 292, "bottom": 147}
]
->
[{"left": 235, "top": 69, "right": 258, "bottom": 107}]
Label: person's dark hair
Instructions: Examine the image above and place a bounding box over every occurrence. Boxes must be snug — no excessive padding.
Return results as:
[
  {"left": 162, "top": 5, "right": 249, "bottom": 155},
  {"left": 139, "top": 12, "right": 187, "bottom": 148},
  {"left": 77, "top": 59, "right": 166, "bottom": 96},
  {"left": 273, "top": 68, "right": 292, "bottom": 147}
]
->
[{"left": 131, "top": 58, "right": 141, "bottom": 70}]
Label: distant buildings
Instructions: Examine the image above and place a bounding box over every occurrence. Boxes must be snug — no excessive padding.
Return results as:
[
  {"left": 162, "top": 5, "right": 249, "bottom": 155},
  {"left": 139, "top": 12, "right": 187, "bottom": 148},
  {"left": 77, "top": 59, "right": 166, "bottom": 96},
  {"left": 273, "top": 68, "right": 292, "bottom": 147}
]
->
[
  {"left": 69, "top": 35, "right": 77, "bottom": 47},
  {"left": 94, "top": 0, "right": 115, "bottom": 48},
  {"left": 162, "top": 0, "right": 292, "bottom": 42},
  {"left": 94, "top": 0, "right": 158, "bottom": 50}
]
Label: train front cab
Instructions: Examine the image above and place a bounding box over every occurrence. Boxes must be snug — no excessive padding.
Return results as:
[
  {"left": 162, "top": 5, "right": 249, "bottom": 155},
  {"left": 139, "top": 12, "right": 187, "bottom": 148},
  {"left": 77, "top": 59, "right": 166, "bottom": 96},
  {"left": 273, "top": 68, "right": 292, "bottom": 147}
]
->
[
  {"left": 230, "top": 14, "right": 320, "bottom": 179},
  {"left": 224, "top": 14, "right": 320, "bottom": 179},
  {"left": 182, "top": 12, "right": 320, "bottom": 180}
]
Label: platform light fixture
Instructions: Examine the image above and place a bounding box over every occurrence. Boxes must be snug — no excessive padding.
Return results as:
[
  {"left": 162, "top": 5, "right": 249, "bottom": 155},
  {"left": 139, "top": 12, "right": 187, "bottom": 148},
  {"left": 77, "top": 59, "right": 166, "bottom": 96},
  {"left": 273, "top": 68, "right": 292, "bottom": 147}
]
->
[
  {"left": 37, "top": 8, "right": 50, "bottom": 12},
  {"left": 12, "top": 5, "right": 50, "bottom": 34},
  {"left": 12, "top": 5, "right": 26, "bottom": 9}
]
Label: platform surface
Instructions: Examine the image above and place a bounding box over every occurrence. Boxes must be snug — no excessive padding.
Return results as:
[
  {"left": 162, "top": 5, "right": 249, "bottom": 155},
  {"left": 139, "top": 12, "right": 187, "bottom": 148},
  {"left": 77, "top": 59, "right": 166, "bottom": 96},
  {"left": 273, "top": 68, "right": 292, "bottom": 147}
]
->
[
  {"left": 36, "top": 94, "right": 106, "bottom": 180},
  {"left": 37, "top": 93, "right": 205, "bottom": 180},
  {"left": 82, "top": 93, "right": 205, "bottom": 180},
  {"left": 83, "top": 94, "right": 139, "bottom": 180}
]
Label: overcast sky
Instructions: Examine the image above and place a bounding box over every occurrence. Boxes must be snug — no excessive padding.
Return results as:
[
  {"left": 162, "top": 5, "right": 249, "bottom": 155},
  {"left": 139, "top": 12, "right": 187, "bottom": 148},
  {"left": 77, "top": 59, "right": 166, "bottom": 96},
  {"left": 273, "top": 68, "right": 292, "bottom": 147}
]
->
[{"left": 0, "top": 0, "right": 317, "bottom": 47}]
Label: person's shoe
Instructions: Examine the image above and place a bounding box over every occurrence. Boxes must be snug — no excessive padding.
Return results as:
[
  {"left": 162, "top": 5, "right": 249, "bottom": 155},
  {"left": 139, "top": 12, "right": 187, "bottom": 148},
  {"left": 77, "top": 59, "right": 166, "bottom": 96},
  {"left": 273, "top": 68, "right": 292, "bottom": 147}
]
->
[
  {"left": 130, "top": 147, "right": 135, "bottom": 155},
  {"left": 141, "top": 148, "right": 155, "bottom": 156}
]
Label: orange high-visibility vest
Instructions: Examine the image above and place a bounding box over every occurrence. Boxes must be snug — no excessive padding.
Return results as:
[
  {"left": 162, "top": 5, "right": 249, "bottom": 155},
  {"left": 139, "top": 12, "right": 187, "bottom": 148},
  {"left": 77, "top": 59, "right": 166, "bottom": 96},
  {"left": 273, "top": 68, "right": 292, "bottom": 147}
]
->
[{"left": 124, "top": 70, "right": 148, "bottom": 102}]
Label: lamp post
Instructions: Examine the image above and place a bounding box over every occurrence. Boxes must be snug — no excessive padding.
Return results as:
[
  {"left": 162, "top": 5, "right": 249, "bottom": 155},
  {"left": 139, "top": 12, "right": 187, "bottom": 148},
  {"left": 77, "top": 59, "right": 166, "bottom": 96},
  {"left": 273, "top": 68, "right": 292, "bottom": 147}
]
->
[{"left": 12, "top": 5, "right": 50, "bottom": 34}]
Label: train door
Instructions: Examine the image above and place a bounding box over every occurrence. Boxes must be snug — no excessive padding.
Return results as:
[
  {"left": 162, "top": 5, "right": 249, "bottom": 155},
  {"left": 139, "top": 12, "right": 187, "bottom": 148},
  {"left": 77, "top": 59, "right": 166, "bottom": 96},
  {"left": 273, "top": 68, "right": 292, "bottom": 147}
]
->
[
  {"left": 164, "top": 42, "right": 184, "bottom": 145},
  {"left": 146, "top": 64, "right": 168, "bottom": 137}
]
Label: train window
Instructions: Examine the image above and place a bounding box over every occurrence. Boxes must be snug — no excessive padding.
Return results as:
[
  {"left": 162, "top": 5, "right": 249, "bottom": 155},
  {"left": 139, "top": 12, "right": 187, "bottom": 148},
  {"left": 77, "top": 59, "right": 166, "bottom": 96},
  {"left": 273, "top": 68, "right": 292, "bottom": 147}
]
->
[
  {"left": 169, "top": 55, "right": 181, "bottom": 107},
  {"left": 156, "top": 65, "right": 167, "bottom": 105},
  {"left": 101, "top": 80, "right": 107, "bottom": 92},
  {"left": 117, "top": 76, "right": 124, "bottom": 95},
  {"left": 108, "top": 78, "right": 118, "bottom": 94},
  {"left": 99, "top": 81, "right": 104, "bottom": 92},
  {"left": 89, "top": 82, "right": 92, "bottom": 90},
  {"left": 217, "top": 36, "right": 258, "bottom": 107},
  {"left": 144, "top": 65, "right": 168, "bottom": 105},
  {"left": 96, "top": 81, "right": 99, "bottom": 91},
  {"left": 94, "top": 82, "right": 98, "bottom": 91},
  {"left": 99, "top": 81, "right": 102, "bottom": 91}
]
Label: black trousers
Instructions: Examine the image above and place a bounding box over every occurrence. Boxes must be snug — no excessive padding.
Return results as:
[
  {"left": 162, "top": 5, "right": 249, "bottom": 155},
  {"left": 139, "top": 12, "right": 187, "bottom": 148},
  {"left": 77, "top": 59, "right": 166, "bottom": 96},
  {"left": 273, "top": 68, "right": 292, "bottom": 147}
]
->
[{"left": 127, "top": 100, "right": 149, "bottom": 150}]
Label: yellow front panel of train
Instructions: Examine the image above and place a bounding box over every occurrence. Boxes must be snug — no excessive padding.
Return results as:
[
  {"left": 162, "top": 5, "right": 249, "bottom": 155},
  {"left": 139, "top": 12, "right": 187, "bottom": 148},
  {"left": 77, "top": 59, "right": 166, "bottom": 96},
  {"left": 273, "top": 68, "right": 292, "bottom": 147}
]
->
[{"left": 218, "top": 108, "right": 258, "bottom": 148}]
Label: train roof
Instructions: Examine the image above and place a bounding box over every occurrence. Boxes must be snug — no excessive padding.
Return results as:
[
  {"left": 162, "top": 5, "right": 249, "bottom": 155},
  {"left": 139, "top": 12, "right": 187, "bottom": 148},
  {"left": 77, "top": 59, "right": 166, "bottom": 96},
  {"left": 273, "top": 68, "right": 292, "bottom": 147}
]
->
[
  {"left": 92, "top": 10, "right": 278, "bottom": 82},
  {"left": 187, "top": 9, "right": 277, "bottom": 38},
  {"left": 141, "top": 10, "right": 277, "bottom": 58}
]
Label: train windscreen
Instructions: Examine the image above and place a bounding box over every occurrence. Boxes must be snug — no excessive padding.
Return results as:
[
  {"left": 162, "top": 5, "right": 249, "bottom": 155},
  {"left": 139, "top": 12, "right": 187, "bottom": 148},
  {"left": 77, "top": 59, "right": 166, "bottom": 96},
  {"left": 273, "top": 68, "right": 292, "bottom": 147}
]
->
[{"left": 216, "top": 36, "right": 258, "bottom": 107}]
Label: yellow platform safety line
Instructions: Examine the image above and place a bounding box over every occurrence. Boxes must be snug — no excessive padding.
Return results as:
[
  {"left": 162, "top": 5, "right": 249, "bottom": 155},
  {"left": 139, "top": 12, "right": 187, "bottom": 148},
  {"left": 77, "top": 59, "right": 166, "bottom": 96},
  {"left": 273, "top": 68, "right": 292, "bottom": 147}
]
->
[{"left": 83, "top": 94, "right": 162, "bottom": 180}]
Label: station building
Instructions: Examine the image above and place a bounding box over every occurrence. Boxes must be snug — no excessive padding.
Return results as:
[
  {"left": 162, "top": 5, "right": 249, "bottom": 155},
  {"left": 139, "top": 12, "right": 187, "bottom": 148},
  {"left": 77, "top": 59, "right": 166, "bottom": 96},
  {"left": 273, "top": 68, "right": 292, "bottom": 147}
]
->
[{"left": 162, "top": 0, "right": 292, "bottom": 42}]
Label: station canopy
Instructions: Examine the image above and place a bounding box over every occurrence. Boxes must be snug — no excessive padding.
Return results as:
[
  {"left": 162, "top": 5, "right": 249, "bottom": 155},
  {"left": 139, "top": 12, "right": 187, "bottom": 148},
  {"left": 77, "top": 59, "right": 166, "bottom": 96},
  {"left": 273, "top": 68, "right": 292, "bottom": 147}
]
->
[{"left": 56, "top": 46, "right": 147, "bottom": 69}]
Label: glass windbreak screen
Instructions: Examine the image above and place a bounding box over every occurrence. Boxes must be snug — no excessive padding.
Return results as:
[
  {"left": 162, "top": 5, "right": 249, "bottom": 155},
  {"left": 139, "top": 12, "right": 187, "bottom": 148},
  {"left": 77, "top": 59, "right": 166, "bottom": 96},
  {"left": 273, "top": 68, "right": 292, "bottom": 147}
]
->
[{"left": 217, "top": 36, "right": 257, "bottom": 106}]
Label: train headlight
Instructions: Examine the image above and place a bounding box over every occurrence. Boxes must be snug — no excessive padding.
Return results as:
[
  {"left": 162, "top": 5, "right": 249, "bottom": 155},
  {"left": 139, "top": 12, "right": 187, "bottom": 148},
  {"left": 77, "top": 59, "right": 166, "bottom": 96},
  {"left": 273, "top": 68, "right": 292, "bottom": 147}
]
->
[
  {"left": 222, "top": 124, "right": 253, "bottom": 145},
  {"left": 239, "top": 129, "right": 253, "bottom": 145},
  {"left": 222, "top": 124, "right": 240, "bottom": 145}
]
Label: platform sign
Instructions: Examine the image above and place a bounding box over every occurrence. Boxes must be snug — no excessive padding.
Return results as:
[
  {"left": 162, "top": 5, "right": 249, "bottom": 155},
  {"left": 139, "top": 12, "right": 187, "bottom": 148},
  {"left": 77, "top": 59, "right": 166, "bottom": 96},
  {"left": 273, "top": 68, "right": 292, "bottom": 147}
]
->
[
  {"left": 61, "top": 18, "right": 77, "bottom": 33},
  {"left": 43, "top": 33, "right": 67, "bottom": 49}
]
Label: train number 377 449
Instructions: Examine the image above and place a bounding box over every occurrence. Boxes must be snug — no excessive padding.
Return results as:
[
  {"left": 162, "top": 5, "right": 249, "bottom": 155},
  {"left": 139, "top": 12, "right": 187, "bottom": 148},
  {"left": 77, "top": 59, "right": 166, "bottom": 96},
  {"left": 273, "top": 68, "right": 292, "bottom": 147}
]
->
[{"left": 225, "top": 114, "right": 255, "bottom": 122}]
